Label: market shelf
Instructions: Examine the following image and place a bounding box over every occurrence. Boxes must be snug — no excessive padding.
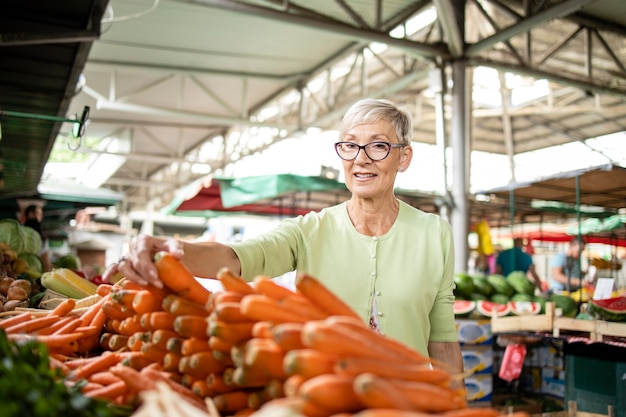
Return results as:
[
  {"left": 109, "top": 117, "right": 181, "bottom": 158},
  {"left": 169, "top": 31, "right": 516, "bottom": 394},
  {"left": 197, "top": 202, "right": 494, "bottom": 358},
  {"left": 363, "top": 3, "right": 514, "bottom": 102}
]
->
[{"left": 491, "top": 302, "right": 626, "bottom": 342}]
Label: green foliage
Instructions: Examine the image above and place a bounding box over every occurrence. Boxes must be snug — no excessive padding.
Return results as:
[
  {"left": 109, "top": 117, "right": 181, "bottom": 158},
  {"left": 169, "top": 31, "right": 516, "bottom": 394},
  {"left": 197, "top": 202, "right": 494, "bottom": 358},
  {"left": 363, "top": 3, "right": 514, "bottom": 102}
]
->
[{"left": 0, "top": 330, "right": 132, "bottom": 417}]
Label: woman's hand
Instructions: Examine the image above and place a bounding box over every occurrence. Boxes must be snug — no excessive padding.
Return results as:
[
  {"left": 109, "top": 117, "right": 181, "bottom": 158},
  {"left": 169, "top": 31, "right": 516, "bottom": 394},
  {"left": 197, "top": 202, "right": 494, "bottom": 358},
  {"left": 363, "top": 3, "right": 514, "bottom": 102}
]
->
[{"left": 102, "top": 234, "right": 184, "bottom": 288}]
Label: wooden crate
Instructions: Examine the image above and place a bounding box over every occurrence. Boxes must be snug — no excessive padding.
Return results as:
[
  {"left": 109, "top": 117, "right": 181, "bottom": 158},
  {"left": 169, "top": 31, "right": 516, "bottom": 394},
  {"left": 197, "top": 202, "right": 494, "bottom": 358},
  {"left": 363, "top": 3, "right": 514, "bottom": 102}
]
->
[
  {"left": 491, "top": 302, "right": 555, "bottom": 333},
  {"left": 491, "top": 303, "right": 626, "bottom": 342},
  {"left": 530, "top": 400, "right": 616, "bottom": 417}
]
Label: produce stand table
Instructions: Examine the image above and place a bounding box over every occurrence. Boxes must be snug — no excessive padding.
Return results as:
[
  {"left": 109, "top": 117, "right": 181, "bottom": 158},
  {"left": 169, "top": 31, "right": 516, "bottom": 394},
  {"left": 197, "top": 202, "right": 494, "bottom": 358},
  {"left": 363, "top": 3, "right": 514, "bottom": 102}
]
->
[
  {"left": 489, "top": 304, "right": 626, "bottom": 417},
  {"left": 490, "top": 303, "right": 626, "bottom": 342}
]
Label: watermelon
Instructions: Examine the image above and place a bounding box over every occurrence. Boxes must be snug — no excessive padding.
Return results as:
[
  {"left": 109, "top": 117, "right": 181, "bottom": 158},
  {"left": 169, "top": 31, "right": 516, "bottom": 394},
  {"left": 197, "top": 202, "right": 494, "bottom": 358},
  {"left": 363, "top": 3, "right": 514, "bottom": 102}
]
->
[
  {"left": 588, "top": 296, "right": 626, "bottom": 322},
  {"left": 486, "top": 274, "right": 515, "bottom": 297},
  {"left": 508, "top": 301, "right": 542, "bottom": 316},
  {"left": 549, "top": 294, "right": 578, "bottom": 318},
  {"left": 533, "top": 296, "right": 548, "bottom": 314},
  {"left": 454, "top": 273, "right": 475, "bottom": 298},
  {"left": 472, "top": 275, "right": 494, "bottom": 297},
  {"left": 490, "top": 294, "right": 510, "bottom": 305},
  {"left": 507, "top": 271, "right": 535, "bottom": 296},
  {"left": 510, "top": 293, "right": 535, "bottom": 303},
  {"left": 453, "top": 300, "right": 476, "bottom": 317},
  {"left": 476, "top": 300, "right": 511, "bottom": 317}
]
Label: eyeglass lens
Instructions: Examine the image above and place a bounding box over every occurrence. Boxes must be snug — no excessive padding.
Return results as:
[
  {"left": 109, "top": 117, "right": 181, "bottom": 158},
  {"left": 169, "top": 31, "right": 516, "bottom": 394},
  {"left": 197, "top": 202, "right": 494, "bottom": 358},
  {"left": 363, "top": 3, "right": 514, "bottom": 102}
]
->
[{"left": 335, "top": 142, "right": 392, "bottom": 161}]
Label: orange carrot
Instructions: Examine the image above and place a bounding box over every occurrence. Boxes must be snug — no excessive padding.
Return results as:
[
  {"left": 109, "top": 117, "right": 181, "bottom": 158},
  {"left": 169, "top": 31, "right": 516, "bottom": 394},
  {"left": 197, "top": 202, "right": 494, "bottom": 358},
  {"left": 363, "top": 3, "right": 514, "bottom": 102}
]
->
[
  {"left": 0, "top": 311, "right": 31, "bottom": 329},
  {"left": 217, "top": 268, "right": 256, "bottom": 295},
  {"left": 141, "top": 310, "right": 176, "bottom": 330},
  {"left": 240, "top": 294, "right": 311, "bottom": 324},
  {"left": 206, "top": 372, "right": 232, "bottom": 394},
  {"left": 126, "top": 331, "right": 149, "bottom": 352},
  {"left": 243, "top": 338, "right": 287, "bottom": 379},
  {"left": 181, "top": 337, "right": 211, "bottom": 356},
  {"left": 209, "top": 335, "right": 234, "bottom": 353},
  {"left": 111, "top": 288, "right": 140, "bottom": 308},
  {"left": 352, "top": 373, "right": 416, "bottom": 411},
  {"left": 109, "top": 364, "right": 157, "bottom": 392},
  {"left": 214, "top": 301, "right": 249, "bottom": 322},
  {"left": 334, "top": 357, "right": 451, "bottom": 385},
  {"left": 174, "top": 315, "right": 209, "bottom": 338},
  {"left": 140, "top": 366, "right": 207, "bottom": 410},
  {"left": 328, "top": 315, "right": 429, "bottom": 365},
  {"left": 188, "top": 351, "right": 230, "bottom": 375},
  {"left": 88, "top": 371, "right": 122, "bottom": 386},
  {"left": 132, "top": 290, "right": 164, "bottom": 315},
  {"left": 36, "top": 315, "right": 75, "bottom": 335},
  {"left": 231, "top": 366, "right": 271, "bottom": 388},
  {"left": 49, "top": 298, "right": 77, "bottom": 317},
  {"left": 278, "top": 295, "right": 329, "bottom": 320},
  {"left": 4, "top": 314, "right": 60, "bottom": 334},
  {"left": 166, "top": 336, "right": 185, "bottom": 354},
  {"left": 251, "top": 321, "right": 274, "bottom": 339},
  {"left": 102, "top": 299, "right": 133, "bottom": 321},
  {"left": 120, "top": 351, "right": 154, "bottom": 370},
  {"left": 151, "top": 329, "right": 180, "bottom": 350},
  {"left": 253, "top": 276, "right": 299, "bottom": 300},
  {"left": 248, "top": 387, "right": 275, "bottom": 410},
  {"left": 118, "top": 316, "right": 144, "bottom": 336},
  {"left": 79, "top": 294, "right": 108, "bottom": 327},
  {"left": 297, "top": 374, "right": 362, "bottom": 414},
  {"left": 386, "top": 378, "right": 464, "bottom": 412},
  {"left": 283, "top": 348, "right": 338, "bottom": 379},
  {"left": 53, "top": 317, "right": 82, "bottom": 335},
  {"left": 107, "top": 334, "right": 131, "bottom": 351},
  {"left": 210, "top": 291, "right": 246, "bottom": 305},
  {"left": 162, "top": 351, "right": 182, "bottom": 372},
  {"left": 301, "top": 319, "right": 416, "bottom": 363},
  {"left": 154, "top": 251, "right": 212, "bottom": 305},
  {"left": 212, "top": 389, "right": 251, "bottom": 415},
  {"left": 283, "top": 374, "right": 306, "bottom": 398},
  {"left": 164, "top": 293, "right": 210, "bottom": 317},
  {"left": 440, "top": 409, "right": 501, "bottom": 417},
  {"left": 208, "top": 320, "right": 254, "bottom": 345},
  {"left": 96, "top": 283, "right": 113, "bottom": 297},
  {"left": 271, "top": 322, "right": 305, "bottom": 350},
  {"left": 119, "top": 279, "right": 172, "bottom": 299},
  {"left": 140, "top": 342, "right": 168, "bottom": 364},
  {"left": 191, "top": 378, "right": 213, "bottom": 398},
  {"left": 84, "top": 380, "right": 128, "bottom": 400},
  {"left": 295, "top": 273, "right": 361, "bottom": 320},
  {"left": 68, "top": 352, "right": 121, "bottom": 381}
]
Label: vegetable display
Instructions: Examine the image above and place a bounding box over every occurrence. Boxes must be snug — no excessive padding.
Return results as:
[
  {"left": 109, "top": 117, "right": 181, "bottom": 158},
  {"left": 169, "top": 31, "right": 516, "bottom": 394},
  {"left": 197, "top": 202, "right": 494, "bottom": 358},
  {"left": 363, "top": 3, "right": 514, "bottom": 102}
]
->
[{"left": 0, "top": 253, "right": 528, "bottom": 417}]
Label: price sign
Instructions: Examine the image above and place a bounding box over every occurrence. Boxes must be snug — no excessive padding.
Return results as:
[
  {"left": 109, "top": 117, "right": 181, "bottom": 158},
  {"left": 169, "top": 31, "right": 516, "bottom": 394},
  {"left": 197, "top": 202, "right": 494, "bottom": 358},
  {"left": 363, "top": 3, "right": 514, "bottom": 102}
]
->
[{"left": 593, "top": 278, "right": 615, "bottom": 300}]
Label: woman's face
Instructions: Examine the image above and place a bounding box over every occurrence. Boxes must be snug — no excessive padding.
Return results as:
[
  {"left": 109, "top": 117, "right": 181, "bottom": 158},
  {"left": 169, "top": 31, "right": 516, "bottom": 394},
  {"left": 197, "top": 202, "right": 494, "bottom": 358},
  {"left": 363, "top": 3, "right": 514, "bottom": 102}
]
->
[{"left": 340, "top": 120, "right": 412, "bottom": 200}]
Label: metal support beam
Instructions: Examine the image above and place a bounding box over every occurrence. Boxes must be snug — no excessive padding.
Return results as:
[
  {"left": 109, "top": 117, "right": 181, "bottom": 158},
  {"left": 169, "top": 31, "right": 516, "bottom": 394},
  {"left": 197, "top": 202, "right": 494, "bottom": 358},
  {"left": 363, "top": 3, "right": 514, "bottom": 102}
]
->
[
  {"left": 466, "top": 0, "right": 599, "bottom": 57},
  {"left": 187, "top": 0, "right": 449, "bottom": 60}
]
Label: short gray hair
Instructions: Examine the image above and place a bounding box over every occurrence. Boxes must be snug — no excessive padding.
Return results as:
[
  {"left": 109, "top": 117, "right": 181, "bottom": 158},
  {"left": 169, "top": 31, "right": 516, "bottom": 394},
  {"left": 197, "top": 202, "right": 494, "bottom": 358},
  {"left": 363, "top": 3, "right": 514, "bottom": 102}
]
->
[{"left": 339, "top": 98, "right": 413, "bottom": 145}]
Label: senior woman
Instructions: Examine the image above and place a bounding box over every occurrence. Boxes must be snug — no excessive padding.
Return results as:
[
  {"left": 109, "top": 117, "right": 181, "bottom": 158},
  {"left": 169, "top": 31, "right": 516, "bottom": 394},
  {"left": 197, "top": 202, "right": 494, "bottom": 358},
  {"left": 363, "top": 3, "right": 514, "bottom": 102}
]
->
[{"left": 104, "top": 98, "right": 463, "bottom": 375}]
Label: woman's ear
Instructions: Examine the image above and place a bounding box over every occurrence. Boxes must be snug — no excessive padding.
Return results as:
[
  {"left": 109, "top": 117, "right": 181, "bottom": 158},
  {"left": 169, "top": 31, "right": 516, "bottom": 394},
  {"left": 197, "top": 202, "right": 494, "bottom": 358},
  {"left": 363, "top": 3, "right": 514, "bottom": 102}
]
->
[{"left": 398, "top": 145, "right": 413, "bottom": 172}]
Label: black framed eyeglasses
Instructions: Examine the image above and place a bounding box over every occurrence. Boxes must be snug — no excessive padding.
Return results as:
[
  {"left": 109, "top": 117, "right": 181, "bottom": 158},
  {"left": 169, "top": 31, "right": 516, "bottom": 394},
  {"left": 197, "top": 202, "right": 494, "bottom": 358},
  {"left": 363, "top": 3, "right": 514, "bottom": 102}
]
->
[{"left": 334, "top": 141, "right": 407, "bottom": 161}]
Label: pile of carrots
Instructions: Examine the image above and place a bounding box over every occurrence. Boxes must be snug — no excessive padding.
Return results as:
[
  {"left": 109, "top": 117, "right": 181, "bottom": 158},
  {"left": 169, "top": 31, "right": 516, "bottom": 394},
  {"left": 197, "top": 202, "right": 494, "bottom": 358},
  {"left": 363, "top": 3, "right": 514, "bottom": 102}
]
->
[{"left": 0, "top": 252, "right": 527, "bottom": 417}]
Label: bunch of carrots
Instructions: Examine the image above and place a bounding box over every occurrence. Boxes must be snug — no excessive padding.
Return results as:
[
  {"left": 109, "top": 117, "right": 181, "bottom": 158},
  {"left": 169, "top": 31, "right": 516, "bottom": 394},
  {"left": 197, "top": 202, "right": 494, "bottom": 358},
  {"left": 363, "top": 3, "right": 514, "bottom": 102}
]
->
[{"left": 0, "top": 251, "right": 528, "bottom": 417}]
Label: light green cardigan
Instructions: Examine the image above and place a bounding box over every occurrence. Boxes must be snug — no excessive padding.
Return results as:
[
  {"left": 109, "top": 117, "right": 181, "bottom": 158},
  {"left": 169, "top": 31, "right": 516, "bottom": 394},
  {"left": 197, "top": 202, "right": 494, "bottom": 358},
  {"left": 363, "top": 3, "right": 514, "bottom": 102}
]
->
[{"left": 229, "top": 200, "right": 458, "bottom": 356}]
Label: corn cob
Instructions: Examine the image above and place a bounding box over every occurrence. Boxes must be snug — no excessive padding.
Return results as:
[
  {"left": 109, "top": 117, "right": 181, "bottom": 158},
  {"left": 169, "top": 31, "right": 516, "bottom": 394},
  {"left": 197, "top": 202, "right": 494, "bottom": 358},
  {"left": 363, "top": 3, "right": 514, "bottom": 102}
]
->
[{"left": 41, "top": 268, "right": 98, "bottom": 299}]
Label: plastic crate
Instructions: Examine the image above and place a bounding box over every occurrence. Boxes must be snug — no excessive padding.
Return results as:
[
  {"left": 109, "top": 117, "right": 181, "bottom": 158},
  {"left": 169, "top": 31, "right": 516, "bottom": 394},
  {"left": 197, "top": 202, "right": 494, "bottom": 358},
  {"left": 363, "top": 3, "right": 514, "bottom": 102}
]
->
[{"left": 565, "top": 354, "right": 626, "bottom": 417}]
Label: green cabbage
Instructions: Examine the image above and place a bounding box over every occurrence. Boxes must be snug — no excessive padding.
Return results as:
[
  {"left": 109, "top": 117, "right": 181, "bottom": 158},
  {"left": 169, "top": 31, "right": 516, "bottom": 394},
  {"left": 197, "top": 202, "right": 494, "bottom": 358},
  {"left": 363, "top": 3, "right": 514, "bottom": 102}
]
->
[
  {"left": 0, "top": 219, "right": 42, "bottom": 255},
  {"left": 21, "top": 225, "right": 42, "bottom": 254},
  {"left": 0, "top": 219, "right": 26, "bottom": 253},
  {"left": 18, "top": 252, "right": 44, "bottom": 274}
]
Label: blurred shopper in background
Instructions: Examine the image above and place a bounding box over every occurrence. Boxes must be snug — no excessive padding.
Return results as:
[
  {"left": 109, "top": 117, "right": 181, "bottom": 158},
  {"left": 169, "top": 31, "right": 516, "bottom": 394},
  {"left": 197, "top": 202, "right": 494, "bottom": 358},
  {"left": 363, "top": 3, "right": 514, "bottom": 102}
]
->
[
  {"left": 21, "top": 204, "right": 51, "bottom": 271},
  {"left": 496, "top": 237, "right": 543, "bottom": 290},
  {"left": 104, "top": 98, "right": 463, "bottom": 377},
  {"left": 550, "top": 238, "right": 589, "bottom": 293}
]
